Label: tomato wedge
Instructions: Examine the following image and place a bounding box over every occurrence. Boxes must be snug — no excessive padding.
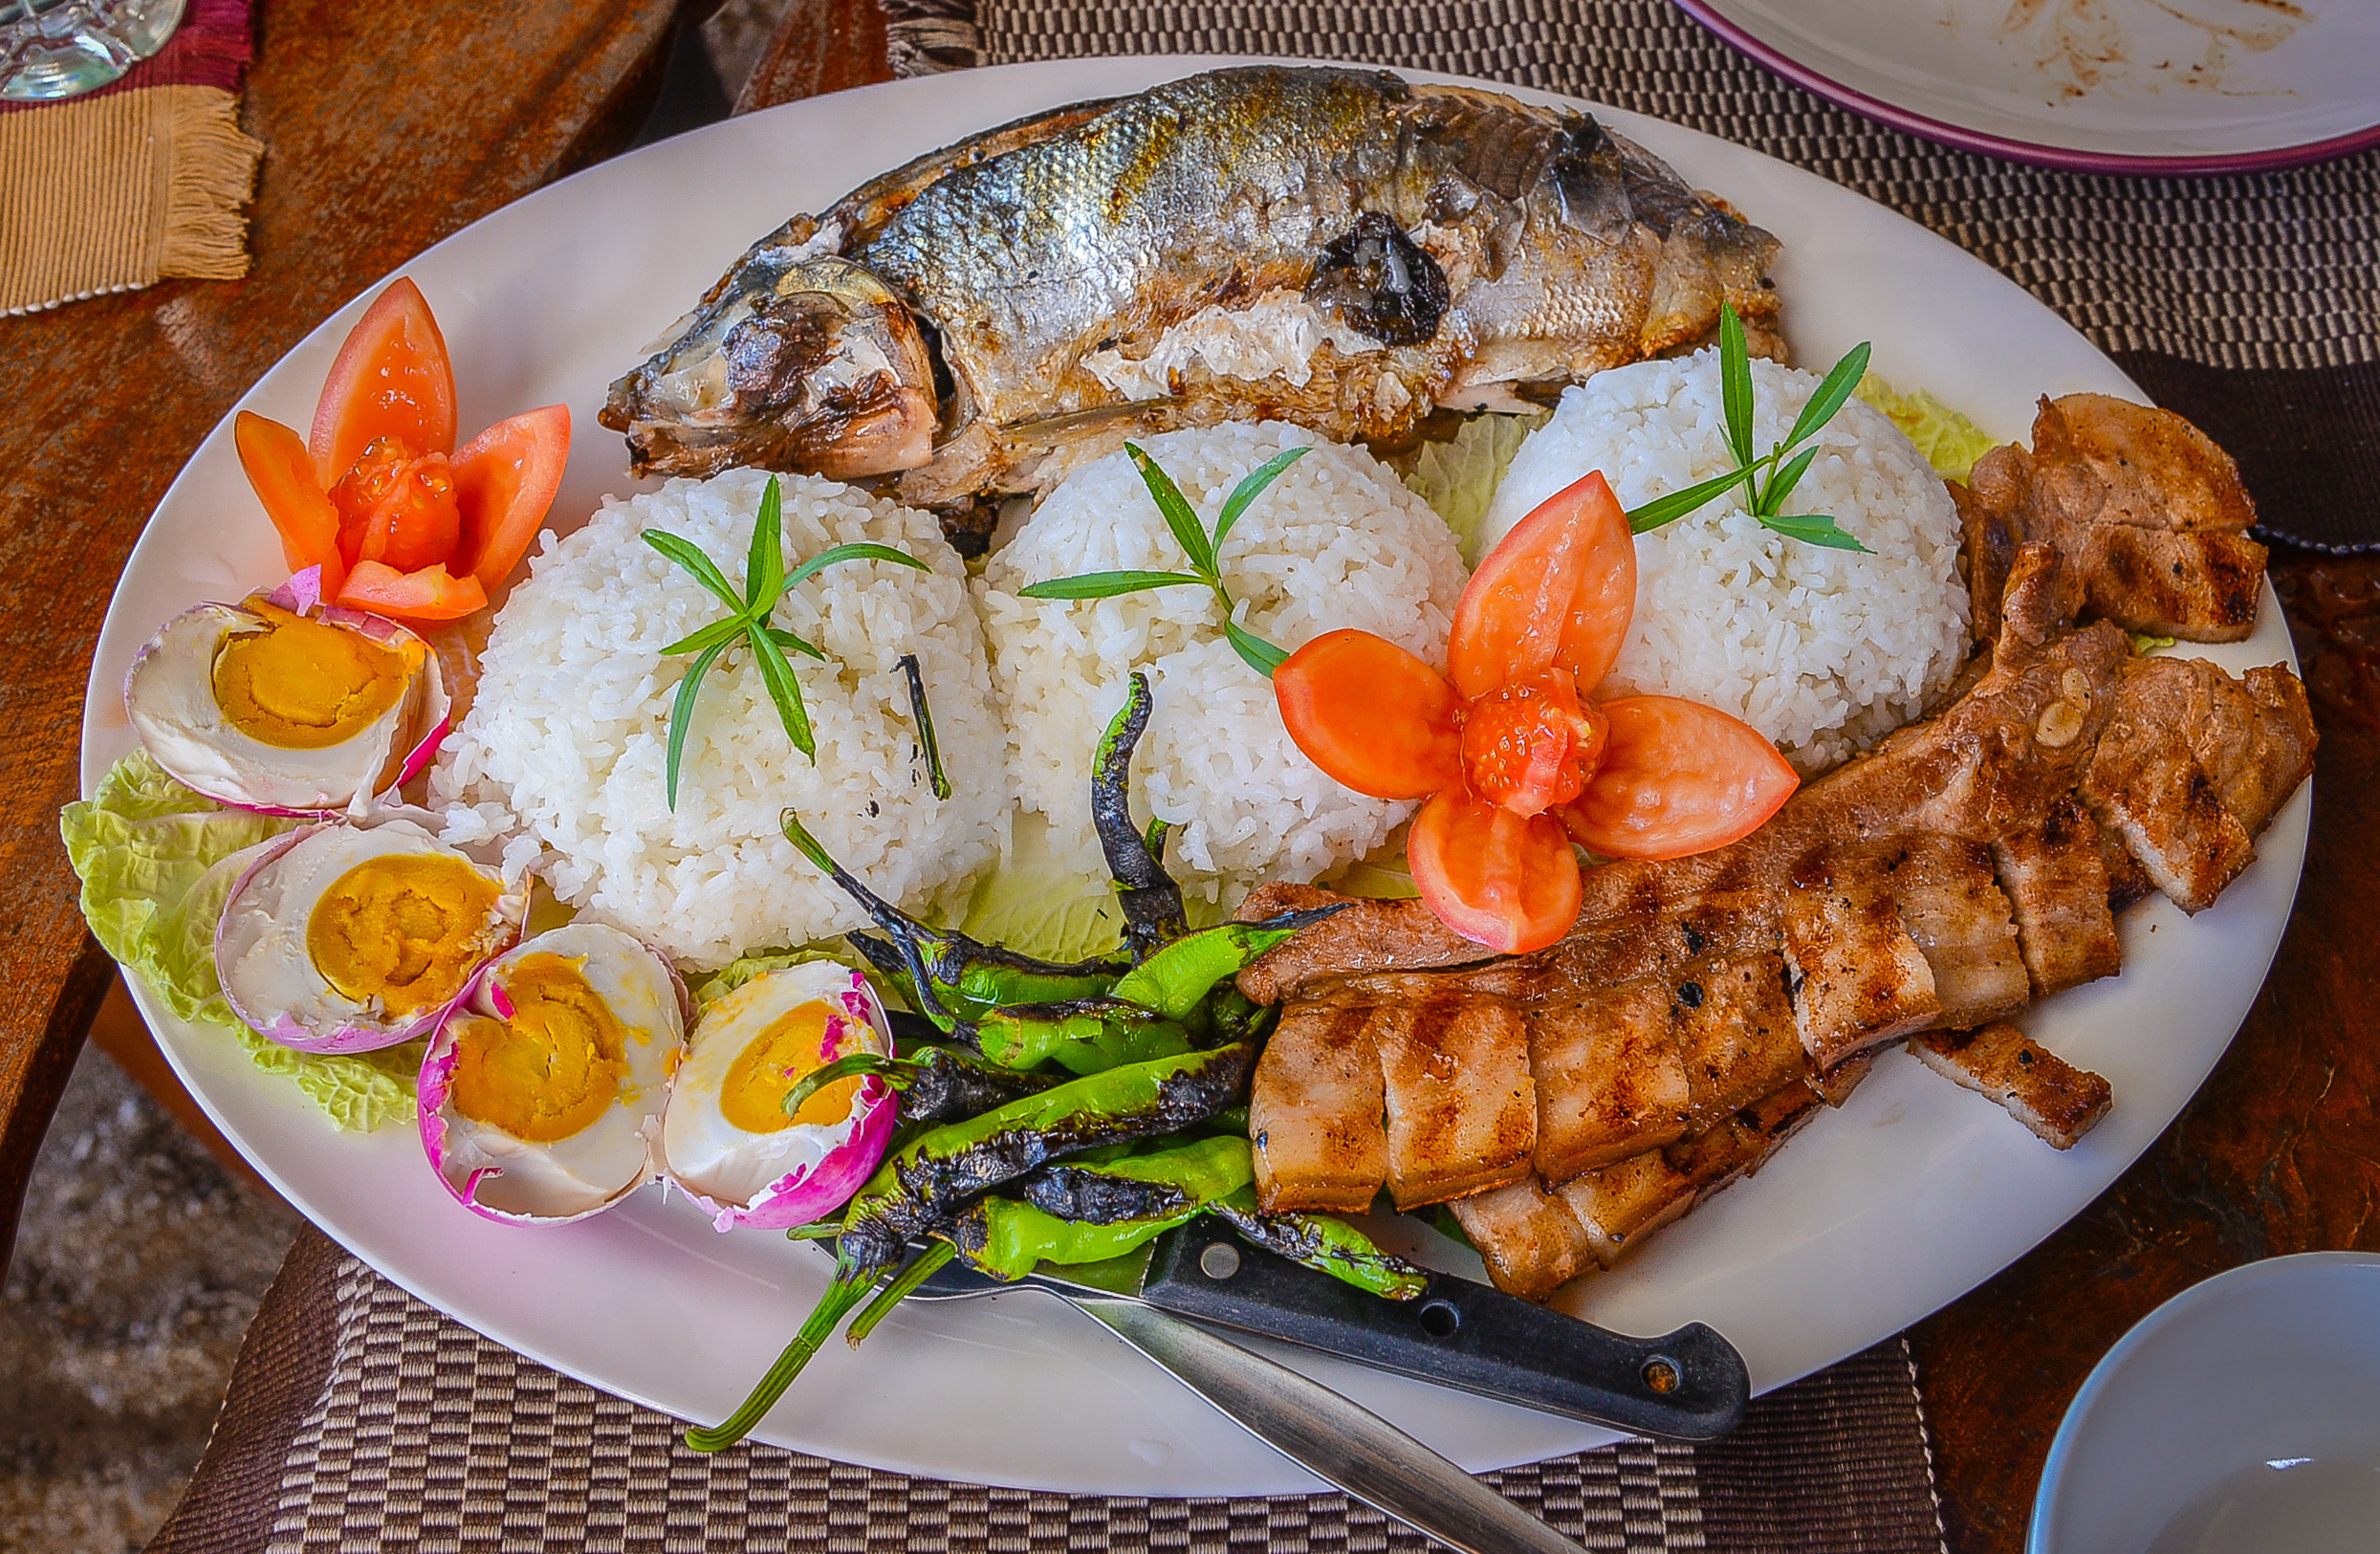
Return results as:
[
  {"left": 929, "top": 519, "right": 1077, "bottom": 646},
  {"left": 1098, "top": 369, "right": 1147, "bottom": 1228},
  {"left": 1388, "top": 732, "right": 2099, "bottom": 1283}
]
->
[
  {"left": 335, "top": 559, "right": 488, "bottom": 624},
  {"left": 1447, "top": 471, "right": 1636, "bottom": 700},
  {"left": 1407, "top": 789, "right": 1582, "bottom": 953},
  {"left": 233, "top": 412, "right": 346, "bottom": 596},
  {"left": 1559, "top": 695, "right": 1799, "bottom": 861},
  {"left": 1275, "top": 629, "right": 1463, "bottom": 799},
  {"left": 448, "top": 404, "right": 571, "bottom": 590},
  {"left": 310, "top": 278, "right": 458, "bottom": 487}
]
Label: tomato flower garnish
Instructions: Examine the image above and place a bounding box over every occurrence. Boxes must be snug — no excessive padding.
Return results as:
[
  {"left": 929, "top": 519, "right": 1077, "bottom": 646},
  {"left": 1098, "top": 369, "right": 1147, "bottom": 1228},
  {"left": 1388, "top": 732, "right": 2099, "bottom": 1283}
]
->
[
  {"left": 1275, "top": 470, "right": 1801, "bottom": 953},
  {"left": 233, "top": 278, "right": 570, "bottom": 625}
]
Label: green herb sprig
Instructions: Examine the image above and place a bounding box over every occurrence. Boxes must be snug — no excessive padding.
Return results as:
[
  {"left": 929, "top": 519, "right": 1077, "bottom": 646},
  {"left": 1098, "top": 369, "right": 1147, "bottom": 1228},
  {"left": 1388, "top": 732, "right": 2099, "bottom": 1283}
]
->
[
  {"left": 1017, "top": 443, "right": 1307, "bottom": 677},
  {"left": 1622, "top": 303, "right": 1873, "bottom": 553},
  {"left": 643, "top": 476, "right": 928, "bottom": 808}
]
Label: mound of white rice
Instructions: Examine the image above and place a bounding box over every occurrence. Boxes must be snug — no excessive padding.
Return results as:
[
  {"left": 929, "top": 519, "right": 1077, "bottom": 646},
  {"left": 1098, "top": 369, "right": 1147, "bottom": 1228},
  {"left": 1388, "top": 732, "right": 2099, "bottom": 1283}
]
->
[
  {"left": 977, "top": 423, "right": 1470, "bottom": 890},
  {"left": 1480, "top": 354, "right": 1969, "bottom": 771},
  {"left": 431, "top": 467, "right": 1007, "bottom": 970}
]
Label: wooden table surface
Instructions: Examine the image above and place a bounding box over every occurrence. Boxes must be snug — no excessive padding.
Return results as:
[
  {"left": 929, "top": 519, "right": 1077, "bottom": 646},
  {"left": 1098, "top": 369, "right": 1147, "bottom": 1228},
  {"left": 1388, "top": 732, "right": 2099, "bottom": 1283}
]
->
[{"left": 4, "top": 5, "right": 2374, "bottom": 1550}]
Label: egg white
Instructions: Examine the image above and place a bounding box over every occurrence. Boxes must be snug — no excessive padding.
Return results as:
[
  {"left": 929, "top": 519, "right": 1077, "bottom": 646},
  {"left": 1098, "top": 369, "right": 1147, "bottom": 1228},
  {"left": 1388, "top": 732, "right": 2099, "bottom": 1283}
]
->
[
  {"left": 125, "top": 601, "right": 435, "bottom": 812},
  {"left": 216, "top": 819, "right": 520, "bottom": 1048},
  {"left": 662, "top": 960, "right": 892, "bottom": 1211},
  {"left": 429, "top": 922, "right": 685, "bottom": 1221}
]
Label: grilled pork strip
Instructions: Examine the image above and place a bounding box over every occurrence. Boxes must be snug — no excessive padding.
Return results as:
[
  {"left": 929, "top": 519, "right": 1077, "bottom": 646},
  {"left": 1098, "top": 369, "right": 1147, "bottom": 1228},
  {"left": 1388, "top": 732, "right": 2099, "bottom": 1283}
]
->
[
  {"left": 1248, "top": 1001, "right": 1387, "bottom": 1212},
  {"left": 1910, "top": 1023, "right": 2112, "bottom": 1149},
  {"left": 1959, "top": 395, "right": 2264, "bottom": 644},
  {"left": 1245, "top": 401, "right": 2312, "bottom": 1297}
]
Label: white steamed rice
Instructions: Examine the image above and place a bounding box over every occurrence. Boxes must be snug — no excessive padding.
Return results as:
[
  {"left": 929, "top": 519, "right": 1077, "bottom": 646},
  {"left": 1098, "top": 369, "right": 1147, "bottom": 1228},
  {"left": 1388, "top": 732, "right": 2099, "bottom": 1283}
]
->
[
  {"left": 431, "top": 467, "right": 1007, "bottom": 970},
  {"left": 1479, "top": 352, "right": 1970, "bottom": 770},
  {"left": 976, "top": 422, "right": 1470, "bottom": 891}
]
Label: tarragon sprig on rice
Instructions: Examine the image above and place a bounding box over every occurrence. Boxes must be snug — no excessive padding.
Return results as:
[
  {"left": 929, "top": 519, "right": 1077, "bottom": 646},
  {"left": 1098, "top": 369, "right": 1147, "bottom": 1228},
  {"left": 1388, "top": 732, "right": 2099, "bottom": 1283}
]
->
[
  {"left": 642, "top": 476, "right": 928, "bottom": 808},
  {"left": 1624, "top": 302, "right": 1874, "bottom": 554},
  {"left": 1017, "top": 442, "right": 1306, "bottom": 678}
]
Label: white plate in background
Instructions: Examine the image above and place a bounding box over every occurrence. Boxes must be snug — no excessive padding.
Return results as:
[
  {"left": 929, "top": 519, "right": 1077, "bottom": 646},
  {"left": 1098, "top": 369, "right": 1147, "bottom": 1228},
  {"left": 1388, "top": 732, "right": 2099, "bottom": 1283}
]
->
[{"left": 1674, "top": 0, "right": 2380, "bottom": 172}]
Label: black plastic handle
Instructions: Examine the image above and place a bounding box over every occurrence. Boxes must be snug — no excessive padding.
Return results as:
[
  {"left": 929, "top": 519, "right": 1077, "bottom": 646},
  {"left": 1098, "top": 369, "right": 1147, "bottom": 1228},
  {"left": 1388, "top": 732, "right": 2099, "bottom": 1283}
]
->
[{"left": 1139, "top": 1222, "right": 1749, "bottom": 1442}]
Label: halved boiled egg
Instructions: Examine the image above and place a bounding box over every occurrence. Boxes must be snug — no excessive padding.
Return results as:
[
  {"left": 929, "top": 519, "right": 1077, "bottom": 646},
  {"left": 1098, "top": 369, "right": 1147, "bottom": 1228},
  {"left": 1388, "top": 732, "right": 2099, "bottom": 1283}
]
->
[
  {"left": 125, "top": 571, "right": 448, "bottom": 815},
  {"left": 419, "top": 924, "right": 687, "bottom": 1225},
  {"left": 660, "top": 960, "right": 897, "bottom": 1231},
  {"left": 216, "top": 818, "right": 523, "bottom": 1053}
]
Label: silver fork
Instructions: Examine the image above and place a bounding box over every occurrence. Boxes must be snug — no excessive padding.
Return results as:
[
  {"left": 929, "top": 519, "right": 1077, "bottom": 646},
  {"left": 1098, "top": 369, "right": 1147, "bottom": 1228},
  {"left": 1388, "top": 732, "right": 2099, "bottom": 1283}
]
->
[{"left": 906, "top": 1254, "right": 1584, "bottom": 1554}]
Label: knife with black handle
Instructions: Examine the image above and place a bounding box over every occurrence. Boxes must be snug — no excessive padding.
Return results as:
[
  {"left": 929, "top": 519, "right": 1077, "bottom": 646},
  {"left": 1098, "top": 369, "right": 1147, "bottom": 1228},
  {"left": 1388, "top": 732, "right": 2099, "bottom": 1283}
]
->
[{"left": 1129, "top": 1220, "right": 1748, "bottom": 1442}]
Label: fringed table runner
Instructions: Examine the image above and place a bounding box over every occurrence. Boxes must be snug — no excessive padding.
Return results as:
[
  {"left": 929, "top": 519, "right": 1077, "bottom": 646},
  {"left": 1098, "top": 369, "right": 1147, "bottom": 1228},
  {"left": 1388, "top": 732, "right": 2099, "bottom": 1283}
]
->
[
  {"left": 886, "top": 0, "right": 2379, "bottom": 551},
  {"left": 0, "top": 0, "right": 260, "bottom": 315},
  {"left": 147, "top": 1229, "right": 1948, "bottom": 1554}
]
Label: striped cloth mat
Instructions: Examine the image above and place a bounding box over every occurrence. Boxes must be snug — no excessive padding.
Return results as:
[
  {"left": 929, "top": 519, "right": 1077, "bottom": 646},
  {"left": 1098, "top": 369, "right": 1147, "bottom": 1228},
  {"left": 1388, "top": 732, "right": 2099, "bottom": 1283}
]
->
[
  {"left": 0, "top": 0, "right": 261, "bottom": 315},
  {"left": 147, "top": 1229, "right": 1947, "bottom": 1554},
  {"left": 891, "top": 0, "right": 2378, "bottom": 550}
]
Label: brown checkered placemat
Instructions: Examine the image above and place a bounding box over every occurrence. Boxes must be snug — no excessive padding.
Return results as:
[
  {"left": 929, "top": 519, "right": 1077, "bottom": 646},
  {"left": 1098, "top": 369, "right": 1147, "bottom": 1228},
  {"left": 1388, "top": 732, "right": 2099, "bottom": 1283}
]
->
[
  {"left": 148, "top": 1230, "right": 1946, "bottom": 1554},
  {"left": 912, "top": 0, "right": 2380, "bottom": 550}
]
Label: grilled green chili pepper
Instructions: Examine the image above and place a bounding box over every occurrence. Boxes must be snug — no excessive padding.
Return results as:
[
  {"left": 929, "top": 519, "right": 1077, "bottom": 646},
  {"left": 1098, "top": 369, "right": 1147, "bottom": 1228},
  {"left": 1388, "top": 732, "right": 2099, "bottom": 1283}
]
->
[
  {"left": 782, "top": 1045, "right": 1058, "bottom": 1127},
  {"left": 1018, "top": 1135, "right": 1256, "bottom": 1223},
  {"left": 782, "top": 810, "right": 1120, "bottom": 1031},
  {"left": 1107, "top": 919, "right": 1309, "bottom": 1022},
  {"left": 976, "top": 998, "right": 1194, "bottom": 1075},
  {"left": 954, "top": 1137, "right": 1256, "bottom": 1279},
  {"left": 1211, "top": 1188, "right": 1429, "bottom": 1301},
  {"left": 1092, "top": 673, "right": 1189, "bottom": 959},
  {"left": 950, "top": 1199, "right": 1187, "bottom": 1280},
  {"left": 687, "top": 1245, "right": 880, "bottom": 1452},
  {"left": 836, "top": 1042, "right": 1253, "bottom": 1280}
]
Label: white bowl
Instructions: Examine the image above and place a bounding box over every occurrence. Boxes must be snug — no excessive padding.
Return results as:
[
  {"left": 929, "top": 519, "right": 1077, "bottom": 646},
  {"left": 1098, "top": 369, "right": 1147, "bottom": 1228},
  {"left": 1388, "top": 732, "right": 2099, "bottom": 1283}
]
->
[{"left": 2030, "top": 1253, "right": 2380, "bottom": 1553}]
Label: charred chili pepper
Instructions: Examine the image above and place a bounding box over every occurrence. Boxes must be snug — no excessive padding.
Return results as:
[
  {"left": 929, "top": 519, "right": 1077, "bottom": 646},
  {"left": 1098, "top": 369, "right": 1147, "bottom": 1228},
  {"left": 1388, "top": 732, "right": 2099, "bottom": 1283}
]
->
[
  {"left": 1092, "top": 673, "right": 1190, "bottom": 959},
  {"left": 1210, "top": 1188, "right": 1429, "bottom": 1301},
  {"left": 1106, "top": 914, "right": 1340, "bottom": 1024},
  {"left": 953, "top": 1137, "right": 1255, "bottom": 1279},
  {"left": 782, "top": 810, "right": 1120, "bottom": 1031},
  {"left": 835, "top": 1042, "right": 1253, "bottom": 1281},
  {"left": 975, "top": 998, "right": 1194, "bottom": 1075},
  {"left": 782, "top": 1045, "right": 1058, "bottom": 1127}
]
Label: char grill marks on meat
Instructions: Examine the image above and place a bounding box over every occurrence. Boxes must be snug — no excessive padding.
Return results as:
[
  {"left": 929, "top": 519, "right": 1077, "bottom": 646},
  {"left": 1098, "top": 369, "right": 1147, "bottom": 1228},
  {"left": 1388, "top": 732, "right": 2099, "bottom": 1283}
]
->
[{"left": 1239, "top": 400, "right": 2314, "bottom": 1301}]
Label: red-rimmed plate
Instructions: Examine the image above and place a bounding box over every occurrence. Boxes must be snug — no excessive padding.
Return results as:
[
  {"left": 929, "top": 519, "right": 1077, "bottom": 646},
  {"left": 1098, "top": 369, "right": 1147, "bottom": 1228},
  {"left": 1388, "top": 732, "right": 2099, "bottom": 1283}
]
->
[{"left": 1674, "top": 0, "right": 2380, "bottom": 174}]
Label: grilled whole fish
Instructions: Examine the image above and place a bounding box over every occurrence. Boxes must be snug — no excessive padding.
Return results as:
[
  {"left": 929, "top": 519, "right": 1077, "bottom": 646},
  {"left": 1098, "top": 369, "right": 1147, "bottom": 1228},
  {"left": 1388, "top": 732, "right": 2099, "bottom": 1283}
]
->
[
  {"left": 1231, "top": 398, "right": 2316, "bottom": 1301},
  {"left": 602, "top": 65, "right": 1781, "bottom": 537}
]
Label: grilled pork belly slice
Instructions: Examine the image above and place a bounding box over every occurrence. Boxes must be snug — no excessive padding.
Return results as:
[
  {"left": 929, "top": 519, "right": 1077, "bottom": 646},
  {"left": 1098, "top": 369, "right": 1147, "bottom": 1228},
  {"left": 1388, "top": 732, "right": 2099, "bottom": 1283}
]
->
[
  {"left": 2084, "top": 655, "right": 2316, "bottom": 911},
  {"left": 1781, "top": 860, "right": 1940, "bottom": 1067},
  {"left": 1911, "top": 1023, "right": 2112, "bottom": 1149},
  {"left": 1375, "top": 995, "right": 1537, "bottom": 1209},
  {"left": 1960, "top": 395, "right": 2264, "bottom": 644},
  {"left": 1450, "top": 1178, "right": 1596, "bottom": 1303},
  {"left": 1845, "top": 835, "right": 2030, "bottom": 1028},
  {"left": 1992, "top": 795, "right": 2123, "bottom": 996},
  {"left": 1238, "top": 883, "right": 1495, "bottom": 1004},
  {"left": 1249, "top": 1002, "right": 1387, "bottom": 1212},
  {"left": 1527, "top": 978, "right": 1692, "bottom": 1180}
]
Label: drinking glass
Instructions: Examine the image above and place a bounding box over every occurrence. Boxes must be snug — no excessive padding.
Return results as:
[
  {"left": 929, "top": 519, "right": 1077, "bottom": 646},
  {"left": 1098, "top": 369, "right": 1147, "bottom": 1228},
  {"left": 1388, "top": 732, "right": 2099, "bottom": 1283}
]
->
[{"left": 0, "top": 0, "right": 185, "bottom": 101}]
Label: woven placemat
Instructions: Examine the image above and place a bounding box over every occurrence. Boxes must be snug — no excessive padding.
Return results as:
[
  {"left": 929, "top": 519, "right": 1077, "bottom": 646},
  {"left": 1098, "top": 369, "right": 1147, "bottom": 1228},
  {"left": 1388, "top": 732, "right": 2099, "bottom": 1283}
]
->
[
  {"left": 147, "top": 1230, "right": 1946, "bottom": 1554},
  {"left": 959, "top": 0, "right": 2380, "bottom": 550}
]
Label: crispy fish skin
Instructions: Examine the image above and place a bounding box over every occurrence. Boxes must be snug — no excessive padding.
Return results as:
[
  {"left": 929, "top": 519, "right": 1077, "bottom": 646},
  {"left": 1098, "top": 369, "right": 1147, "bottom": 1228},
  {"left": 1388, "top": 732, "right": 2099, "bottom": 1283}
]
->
[{"left": 602, "top": 65, "right": 1781, "bottom": 516}]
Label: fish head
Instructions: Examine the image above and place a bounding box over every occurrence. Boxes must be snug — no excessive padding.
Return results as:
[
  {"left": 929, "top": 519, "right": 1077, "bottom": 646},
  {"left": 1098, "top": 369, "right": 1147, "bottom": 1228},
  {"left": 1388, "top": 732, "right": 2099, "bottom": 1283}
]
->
[{"left": 601, "top": 244, "right": 938, "bottom": 482}]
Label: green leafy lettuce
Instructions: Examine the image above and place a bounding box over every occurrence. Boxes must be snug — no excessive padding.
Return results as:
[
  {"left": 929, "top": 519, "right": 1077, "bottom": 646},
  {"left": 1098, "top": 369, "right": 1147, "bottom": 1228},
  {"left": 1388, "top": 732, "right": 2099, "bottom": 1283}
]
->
[
  {"left": 1852, "top": 373, "right": 1998, "bottom": 482},
  {"left": 1400, "top": 411, "right": 1549, "bottom": 564},
  {"left": 60, "top": 752, "right": 422, "bottom": 1132}
]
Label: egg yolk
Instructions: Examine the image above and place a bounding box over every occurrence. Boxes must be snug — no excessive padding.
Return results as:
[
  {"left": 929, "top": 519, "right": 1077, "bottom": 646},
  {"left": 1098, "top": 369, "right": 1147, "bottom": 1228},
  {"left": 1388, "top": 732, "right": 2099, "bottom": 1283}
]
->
[
  {"left": 306, "top": 852, "right": 503, "bottom": 1016},
  {"left": 448, "top": 954, "right": 634, "bottom": 1144},
  {"left": 211, "top": 603, "right": 414, "bottom": 751},
  {"left": 720, "top": 1000, "right": 866, "bottom": 1133}
]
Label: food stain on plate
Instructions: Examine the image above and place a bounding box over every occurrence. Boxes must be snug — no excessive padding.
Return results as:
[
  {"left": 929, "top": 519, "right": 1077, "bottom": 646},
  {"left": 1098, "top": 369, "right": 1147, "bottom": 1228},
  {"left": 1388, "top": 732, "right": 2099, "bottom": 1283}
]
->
[{"left": 1954, "top": 0, "right": 2313, "bottom": 103}]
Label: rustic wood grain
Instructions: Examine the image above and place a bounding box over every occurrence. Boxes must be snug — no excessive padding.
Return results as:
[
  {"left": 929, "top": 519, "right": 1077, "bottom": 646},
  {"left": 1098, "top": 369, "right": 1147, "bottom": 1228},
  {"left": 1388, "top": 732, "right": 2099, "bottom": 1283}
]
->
[
  {"left": 0, "top": 0, "right": 692, "bottom": 1275},
  {"left": 735, "top": 0, "right": 894, "bottom": 116},
  {"left": 1911, "top": 548, "right": 2380, "bottom": 1553}
]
